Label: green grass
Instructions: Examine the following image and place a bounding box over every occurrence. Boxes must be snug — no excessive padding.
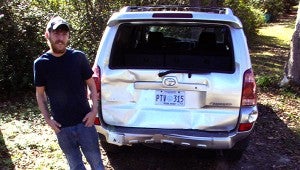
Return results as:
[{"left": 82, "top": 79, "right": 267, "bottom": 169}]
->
[
  {"left": 251, "top": 16, "right": 295, "bottom": 89},
  {"left": 259, "top": 24, "right": 294, "bottom": 46},
  {"left": 251, "top": 13, "right": 300, "bottom": 134},
  {"left": 0, "top": 98, "right": 69, "bottom": 169}
]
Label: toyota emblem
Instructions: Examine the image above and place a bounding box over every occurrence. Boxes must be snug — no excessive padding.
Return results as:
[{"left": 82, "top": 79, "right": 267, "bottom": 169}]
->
[{"left": 163, "top": 77, "right": 177, "bottom": 87}]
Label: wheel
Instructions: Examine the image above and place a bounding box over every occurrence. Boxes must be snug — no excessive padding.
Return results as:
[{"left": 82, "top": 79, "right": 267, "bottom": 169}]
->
[
  {"left": 100, "top": 140, "right": 125, "bottom": 153},
  {"left": 223, "top": 136, "right": 250, "bottom": 161}
]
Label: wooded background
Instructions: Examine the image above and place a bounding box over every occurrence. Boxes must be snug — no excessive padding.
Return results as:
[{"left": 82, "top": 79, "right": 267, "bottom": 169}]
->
[{"left": 0, "top": 0, "right": 297, "bottom": 100}]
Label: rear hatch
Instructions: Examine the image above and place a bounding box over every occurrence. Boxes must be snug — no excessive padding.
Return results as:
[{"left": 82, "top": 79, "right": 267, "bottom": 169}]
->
[{"left": 99, "top": 12, "right": 243, "bottom": 132}]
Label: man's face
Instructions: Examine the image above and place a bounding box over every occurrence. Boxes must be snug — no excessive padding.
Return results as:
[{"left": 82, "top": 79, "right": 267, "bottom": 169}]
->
[{"left": 47, "top": 29, "right": 70, "bottom": 54}]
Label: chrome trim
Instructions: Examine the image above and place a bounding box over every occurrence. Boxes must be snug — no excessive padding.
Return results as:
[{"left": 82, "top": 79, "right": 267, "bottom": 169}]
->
[{"left": 134, "top": 81, "right": 208, "bottom": 91}]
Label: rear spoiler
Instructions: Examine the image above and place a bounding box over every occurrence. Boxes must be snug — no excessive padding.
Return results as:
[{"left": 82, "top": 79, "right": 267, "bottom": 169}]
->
[{"left": 107, "top": 12, "right": 242, "bottom": 28}]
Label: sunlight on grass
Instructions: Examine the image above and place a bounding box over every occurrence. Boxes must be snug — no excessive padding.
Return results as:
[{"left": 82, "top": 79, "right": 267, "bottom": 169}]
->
[
  {"left": 261, "top": 51, "right": 275, "bottom": 56},
  {"left": 252, "top": 16, "right": 295, "bottom": 78},
  {"left": 0, "top": 103, "right": 93, "bottom": 169},
  {"left": 0, "top": 119, "right": 69, "bottom": 169},
  {"left": 253, "top": 13, "right": 300, "bottom": 136},
  {"left": 258, "top": 24, "right": 294, "bottom": 46}
]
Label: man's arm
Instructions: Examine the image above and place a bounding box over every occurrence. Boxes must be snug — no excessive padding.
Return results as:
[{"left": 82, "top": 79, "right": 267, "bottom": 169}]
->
[
  {"left": 82, "top": 77, "right": 99, "bottom": 127},
  {"left": 36, "top": 86, "right": 61, "bottom": 133}
]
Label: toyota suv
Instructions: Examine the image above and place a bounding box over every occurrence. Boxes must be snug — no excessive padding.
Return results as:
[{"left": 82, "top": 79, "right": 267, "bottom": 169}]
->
[{"left": 92, "top": 6, "right": 258, "bottom": 159}]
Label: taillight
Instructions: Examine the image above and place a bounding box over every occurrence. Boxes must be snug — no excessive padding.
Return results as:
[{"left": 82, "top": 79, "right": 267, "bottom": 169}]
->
[
  {"left": 94, "top": 116, "right": 101, "bottom": 125},
  {"left": 241, "top": 69, "right": 257, "bottom": 106},
  {"left": 92, "top": 65, "right": 101, "bottom": 126},
  {"left": 238, "top": 123, "right": 254, "bottom": 131},
  {"left": 92, "top": 65, "right": 101, "bottom": 94}
]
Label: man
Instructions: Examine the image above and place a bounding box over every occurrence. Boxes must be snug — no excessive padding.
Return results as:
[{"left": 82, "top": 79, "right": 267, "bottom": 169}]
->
[{"left": 34, "top": 16, "right": 104, "bottom": 170}]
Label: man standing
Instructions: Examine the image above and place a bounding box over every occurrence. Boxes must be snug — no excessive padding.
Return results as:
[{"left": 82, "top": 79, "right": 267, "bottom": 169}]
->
[{"left": 34, "top": 16, "right": 104, "bottom": 170}]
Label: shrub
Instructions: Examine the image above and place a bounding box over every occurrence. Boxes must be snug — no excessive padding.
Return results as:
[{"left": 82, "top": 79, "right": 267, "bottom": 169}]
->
[
  {"left": 256, "top": 75, "right": 281, "bottom": 90},
  {"left": 249, "top": 0, "right": 286, "bottom": 22},
  {"left": 0, "top": 1, "right": 46, "bottom": 100},
  {"left": 225, "top": 0, "right": 264, "bottom": 37}
]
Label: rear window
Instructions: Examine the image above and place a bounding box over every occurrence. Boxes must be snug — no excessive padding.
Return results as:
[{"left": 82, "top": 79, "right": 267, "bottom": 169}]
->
[{"left": 109, "top": 23, "right": 234, "bottom": 73}]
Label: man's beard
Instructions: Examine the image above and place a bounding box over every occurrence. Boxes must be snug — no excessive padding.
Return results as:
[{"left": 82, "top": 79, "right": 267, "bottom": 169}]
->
[{"left": 48, "top": 40, "right": 67, "bottom": 54}]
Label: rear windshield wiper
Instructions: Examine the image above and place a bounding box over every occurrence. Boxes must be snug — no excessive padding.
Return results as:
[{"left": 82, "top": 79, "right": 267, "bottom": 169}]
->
[{"left": 158, "top": 70, "right": 210, "bottom": 78}]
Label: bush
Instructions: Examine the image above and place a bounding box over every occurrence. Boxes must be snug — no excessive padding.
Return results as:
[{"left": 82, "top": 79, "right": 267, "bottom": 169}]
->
[
  {"left": 0, "top": 1, "right": 46, "bottom": 100},
  {"left": 225, "top": 0, "right": 264, "bottom": 37},
  {"left": 0, "top": 0, "right": 114, "bottom": 100},
  {"left": 256, "top": 75, "right": 281, "bottom": 90},
  {"left": 249, "top": 0, "right": 286, "bottom": 22},
  {"left": 0, "top": 0, "right": 290, "bottom": 100}
]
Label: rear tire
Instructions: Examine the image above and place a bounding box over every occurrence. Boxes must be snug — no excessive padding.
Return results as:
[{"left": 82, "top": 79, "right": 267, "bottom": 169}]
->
[
  {"left": 223, "top": 136, "right": 250, "bottom": 161},
  {"left": 100, "top": 140, "right": 125, "bottom": 153}
]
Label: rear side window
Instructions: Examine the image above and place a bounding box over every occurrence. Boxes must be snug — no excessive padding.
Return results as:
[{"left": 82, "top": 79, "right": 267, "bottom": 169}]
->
[{"left": 109, "top": 23, "right": 234, "bottom": 73}]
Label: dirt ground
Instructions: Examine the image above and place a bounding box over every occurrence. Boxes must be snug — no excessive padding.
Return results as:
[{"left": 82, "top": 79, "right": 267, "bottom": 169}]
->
[{"left": 99, "top": 103, "right": 300, "bottom": 170}]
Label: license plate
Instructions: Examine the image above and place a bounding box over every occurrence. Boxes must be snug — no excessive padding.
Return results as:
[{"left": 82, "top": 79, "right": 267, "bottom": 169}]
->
[{"left": 155, "top": 90, "right": 185, "bottom": 106}]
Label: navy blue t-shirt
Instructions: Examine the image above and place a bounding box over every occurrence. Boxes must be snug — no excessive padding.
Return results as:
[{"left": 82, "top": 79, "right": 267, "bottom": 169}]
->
[{"left": 34, "top": 49, "right": 93, "bottom": 127}]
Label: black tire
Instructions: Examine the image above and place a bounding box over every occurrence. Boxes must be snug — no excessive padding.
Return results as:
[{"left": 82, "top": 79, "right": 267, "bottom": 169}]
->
[
  {"left": 223, "top": 136, "right": 250, "bottom": 161},
  {"left": 100, "top": 140, "right": 127, "bottom": 153}
]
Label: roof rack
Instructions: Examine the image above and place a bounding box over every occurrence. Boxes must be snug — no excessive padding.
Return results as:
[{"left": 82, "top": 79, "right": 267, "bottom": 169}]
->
[{"left": 120, "top": 5, "right": 231, "bottom": 15}]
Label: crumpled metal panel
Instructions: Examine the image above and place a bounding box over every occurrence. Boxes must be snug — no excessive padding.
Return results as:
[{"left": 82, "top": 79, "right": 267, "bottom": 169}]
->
[
  {"left": 101, "top": 106, "right": 239, "bottom": 131},
  {"left": 101, "top": 69, "right": 241, "bottom": 131}
]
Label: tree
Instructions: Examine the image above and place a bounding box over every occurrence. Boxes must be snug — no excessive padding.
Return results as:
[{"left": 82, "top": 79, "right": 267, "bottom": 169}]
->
[
  {"left": 0, "top": 0, "right": 271, "bottom": 100},
  {"left": 189, "top": 0, "right": 220, "bottom": 6},
  {"left": 281, "top": 3, "right": 300, "bottom": 86},
  {"left": 190, "top": 0, "right": 200, "bottom": 6}
]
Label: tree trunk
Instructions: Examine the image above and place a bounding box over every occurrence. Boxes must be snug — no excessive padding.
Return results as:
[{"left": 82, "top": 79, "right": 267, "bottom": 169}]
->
[{"left": 281, "top": 3, "right": 300, "bottom": 86}]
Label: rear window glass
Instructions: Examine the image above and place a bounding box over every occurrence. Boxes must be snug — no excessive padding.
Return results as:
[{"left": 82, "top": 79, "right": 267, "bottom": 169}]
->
[{"left": 109, "top": 23, "right": 234, "bottom": 73}]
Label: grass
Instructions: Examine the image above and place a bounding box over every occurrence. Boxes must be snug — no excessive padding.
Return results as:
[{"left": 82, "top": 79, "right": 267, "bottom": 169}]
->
[
  {"left": 259, "top": 23, "right": 294, "bottom": 46},
  {"left": 251, "top": 16, "right": 294, "bottom": 89},
  {"left": 251, "top": 12, "right": 300, "bottom": 134},
  {"left": 0, "top": 98, "right": 69, "bottom": 169},
  {"left": 1, "top": 12, "right": 300, "bottom": 169}
]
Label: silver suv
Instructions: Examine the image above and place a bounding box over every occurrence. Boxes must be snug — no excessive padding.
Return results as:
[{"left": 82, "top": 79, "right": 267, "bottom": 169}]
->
[{"left": 92, "top": 6, "right": 258, "bottom": 159}]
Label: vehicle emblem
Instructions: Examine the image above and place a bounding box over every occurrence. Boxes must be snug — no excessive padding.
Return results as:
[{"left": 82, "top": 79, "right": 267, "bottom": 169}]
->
[{"left": 163, "top": 77, "right": 177, "bottom": 87}]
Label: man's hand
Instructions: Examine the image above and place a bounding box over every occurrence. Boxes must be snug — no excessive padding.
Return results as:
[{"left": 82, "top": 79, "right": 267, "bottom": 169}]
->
[
  {"left": 82, "top": 111, "right": 97, "bottom": 127},
  {"left": 45, "top": 118, "right": 62, "bottom": 133}
]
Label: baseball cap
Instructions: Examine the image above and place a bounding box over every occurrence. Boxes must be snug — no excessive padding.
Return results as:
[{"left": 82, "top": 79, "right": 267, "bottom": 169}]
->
[{"left": 46, "top": 16, "right": 70, "bottom": 32}]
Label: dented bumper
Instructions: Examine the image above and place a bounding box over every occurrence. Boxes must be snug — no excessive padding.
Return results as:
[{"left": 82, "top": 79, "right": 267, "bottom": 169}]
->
[
  {"left": 95, "top": 123, "right": 251, "bottom": 149},
  {"left": 95, "top": 106, "right": 257, "bottom": 149}
]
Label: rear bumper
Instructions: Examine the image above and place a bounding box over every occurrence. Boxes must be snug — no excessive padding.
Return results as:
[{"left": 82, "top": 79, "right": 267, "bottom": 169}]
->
[
  {"left": 95, "top": 106, "right": 257, "bottom": 149},
  {"left": 95, "top": 125, "right": 251, "bottom": 149}
]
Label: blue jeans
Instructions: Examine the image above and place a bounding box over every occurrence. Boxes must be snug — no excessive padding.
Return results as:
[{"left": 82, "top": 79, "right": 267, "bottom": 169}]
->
[{"left": 56, "top": 123, "right": 104, "bottom": 170}]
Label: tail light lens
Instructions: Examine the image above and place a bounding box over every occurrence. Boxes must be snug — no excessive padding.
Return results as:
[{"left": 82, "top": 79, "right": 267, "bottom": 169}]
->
[
  {"left": 238, "top": 123, "right": 254, "bottom": 131},
  {"left": 94, "top": 116, "right": 101, "bottom": 125},
  {"left": 92, "top": 65, "right": 101, "bottom": 94},
  {"left": 92, "top": 65, "right": 101, "bottom": 125},
  {"left": 241, "top": 69, "right": 257, "bottom": 106},
  {"left": 239, "top": 69, "right": 257, "bottom": 132}
]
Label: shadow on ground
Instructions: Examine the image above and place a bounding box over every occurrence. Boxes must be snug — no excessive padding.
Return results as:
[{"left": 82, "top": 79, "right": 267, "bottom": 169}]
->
[
  {"left": 105, "top": 144, "right": 230, "bottom": 170},
  {"left": 0, "top": 129, "right": 14, "bottom": 169},
  {"left": 102, "top": 103, "right": 300, "bottom": 170},
  {"left": 232, "top": 103, "right": 300, "bottom": 169},
  {"left": 250, "top": 34, "right": 290, "bottom": 77}
]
